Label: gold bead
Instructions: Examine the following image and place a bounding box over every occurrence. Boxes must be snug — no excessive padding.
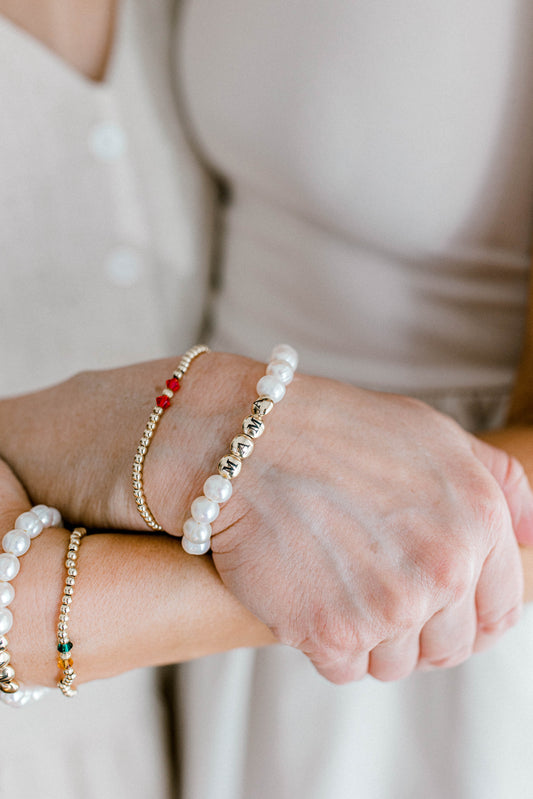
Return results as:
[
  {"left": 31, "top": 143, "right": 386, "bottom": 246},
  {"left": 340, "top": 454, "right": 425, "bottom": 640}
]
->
[
  {"left": 242, "top": 415, "right": 265, "bottom": 439},
  {"left": 0, "top": 665, "right": 15, "bottom": 683},
  {"left": 0, "top": 679, "right": 19, "bottom": 693},
  {"left": 252, "top": 396, "right": 274, "bottom": 417},
  {"left": 218, "top": 454, "right": 242, "bottom": 479},
  {"left": 230, "top": 434, "right": 255, "bottom": 459},
  {"left": 0, "top": 651, "right": 10, "bottom": 668}
]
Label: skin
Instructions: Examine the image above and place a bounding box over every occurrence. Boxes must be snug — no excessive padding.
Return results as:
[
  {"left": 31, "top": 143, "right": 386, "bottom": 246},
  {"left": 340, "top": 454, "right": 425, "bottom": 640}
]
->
[
  {"left": 0, "top": 0, "right": 117, "bottom": 82},
  {"left": 1, "top": 2, "right": 532, "bottom": 686},
  {"left": 0, "top": 459, "right": 274, "bottom": 688},
  {"left": 0, "top": 353, "right": 532, "bottom": 685}
]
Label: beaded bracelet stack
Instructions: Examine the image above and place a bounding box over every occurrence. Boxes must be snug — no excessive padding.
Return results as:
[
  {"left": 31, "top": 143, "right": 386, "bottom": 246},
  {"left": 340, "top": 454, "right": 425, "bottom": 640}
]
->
[
  {"left": 181, "top": 344, "right": 298, "bottom": 555},
  {"left": 0, "top": 505, "right": 61, "bottom": 707},
  {"left": 57, "top": 527, "right": 86, "bottom": 697},
  {"left": 133, "top": 344, "right": 210, "bottom": 531}
]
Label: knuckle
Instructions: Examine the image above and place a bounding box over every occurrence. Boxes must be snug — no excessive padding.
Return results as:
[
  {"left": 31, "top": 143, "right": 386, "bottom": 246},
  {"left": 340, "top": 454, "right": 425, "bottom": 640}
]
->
[
  {"left": 295, "top": 610, "right": 366, "bottom": 665},
  {"left": 423, "top": 644, "right": 472, "bottom": 670},
  {"left": 378, "top": 584, "right": 422, "bottom": 632},
  {"left": 478, "top": 603, "right": 522, "bottom": 635},
  {"left": 503, "top": 455, "right": 528, "bottom": 492},
  {"left": 416, "top": 539, "right": 476, "bottom": 603},
  {"left": 473, "top": 480, "right": 510, "bottom": 541}
]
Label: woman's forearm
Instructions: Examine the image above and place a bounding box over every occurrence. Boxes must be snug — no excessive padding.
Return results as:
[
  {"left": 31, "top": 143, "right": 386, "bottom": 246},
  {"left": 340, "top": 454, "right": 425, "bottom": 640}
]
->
[
  {"left": 0, "top": 353, "right": 264, "bottom": 533},
  {"left": 478, "top": 425, "right": 533, "bottom": 601},
  {"left": 8, "top": 527, "right": 274, "bottom": 687}
]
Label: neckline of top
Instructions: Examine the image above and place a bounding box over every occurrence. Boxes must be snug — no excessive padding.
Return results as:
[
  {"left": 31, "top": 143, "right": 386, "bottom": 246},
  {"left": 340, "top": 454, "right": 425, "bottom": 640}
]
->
[{"left": 0, "top": 0, "right": 127, "bottom": 93}]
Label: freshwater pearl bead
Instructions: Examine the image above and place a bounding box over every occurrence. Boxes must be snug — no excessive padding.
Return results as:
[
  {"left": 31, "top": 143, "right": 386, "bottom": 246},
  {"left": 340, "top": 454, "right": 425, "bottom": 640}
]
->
[
  {"left": 0, "top": 555, "right": 20, "bottom": 582},
  {"left": 267, "top": 359, "right": 294, "bottom": 385},
  {"left": 31, "top": 505, "right": 54, "bottom": 526},
  {"left": 191, "top": 496, "right": 220, "bottom": 524},
  {"left": 0, "top": 685, "right": 51, "bottom": 707},
  {"left": 182, "top": 538, "right": 211, "bottom": 556},
  {"left": 50, "top": 508, "right": 62, "bottom": 527},
  {"left": 183, "top": 518, "right": 211, "bottom": 544},
  {"left": 0, "top": 582, "right": 15, "bottom": 607},
  {"left": 203, "top": 475, "right": 233, "bottom": 503},
  {"left": 256, "top": 375, "right": 286, "bottom": 403},
  {"left": 270, "top": 343, "right": 298, "bottom": 370},
  {"left": 15, "top": 511, "right": 43, "bottom": 539},
  {"left": 0, "top": 608, "right": 13, "bottom": 636},
  {"left": 2, "top": 530, "right": 31, "bottom": 557}
]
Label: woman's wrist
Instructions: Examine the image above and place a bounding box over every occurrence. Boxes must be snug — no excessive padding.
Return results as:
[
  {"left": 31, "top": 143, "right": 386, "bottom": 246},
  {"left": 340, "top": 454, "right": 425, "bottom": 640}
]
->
[
  {"left": 0, "top": 351, "right": 264, "bottom": 534},
  {"left": 7, "top": 525, "right": 274, "bottom": 688}
]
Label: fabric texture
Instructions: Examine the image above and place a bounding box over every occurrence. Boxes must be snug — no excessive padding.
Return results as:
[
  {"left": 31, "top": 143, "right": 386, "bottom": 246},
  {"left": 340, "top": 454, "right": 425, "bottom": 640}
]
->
[
  {"left": 0, "top": 1, "right": 215, "bottom": 796},
  {"left": 176, "top": 2, "right": 533, "bottom": 798},
  {"left": 1, "top": 1, "right": 533, "bottom": 797}
]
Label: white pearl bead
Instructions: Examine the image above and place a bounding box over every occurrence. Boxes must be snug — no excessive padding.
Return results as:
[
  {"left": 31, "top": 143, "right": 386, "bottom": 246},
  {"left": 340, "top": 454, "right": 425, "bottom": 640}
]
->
[
  {"left": 191, "top": 496, "right": 220, "bottom": 524},
  {"left": 0, "top": 582, "right": 15, "bottom": 607},
  {"left": 15, "top": 511, "right": 43, "bottom": 539},
  {"left": 267, "top": 359, "right": 294, "bottom": 385},
  {"left": 2, "top": 530, "right": 31, "bottom": 557},
  {"left": 31, "top": 505, "right": 54, "bottom": 526},
  {"left": 49, "top": 508, "right": 62, "bottom": 527},
  {"left": 0, "top": 608, "right": 13, "bottom": 636},
  {"left": 256, "top": 375, "right": 286, "bottom": 403},
  {"left": 270, "top": 344, "right": 298, "bottom": 371},
  {"left": 182, "top": 537, "right": 211, "bottom": 556},
  {"left": 182, "top": 518, "right": 212, "bottom": 544},
  {"left": 203, "top": 474, "right": 233, "bottom": 503},
  {"left": 0, "top": 684, "right": 51, "bottom": 707},
  {"left": 0, "top": 554, "right": 20, "bottom": 582}
]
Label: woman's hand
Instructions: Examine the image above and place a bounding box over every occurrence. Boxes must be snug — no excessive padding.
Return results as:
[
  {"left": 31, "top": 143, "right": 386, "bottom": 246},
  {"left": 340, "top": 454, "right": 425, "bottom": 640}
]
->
[
  {"left": 200, "top": 370, "right": 532, "bottom": 684},
  {"left": 1, "top": 353, "right": 532, "bottom": 684}
]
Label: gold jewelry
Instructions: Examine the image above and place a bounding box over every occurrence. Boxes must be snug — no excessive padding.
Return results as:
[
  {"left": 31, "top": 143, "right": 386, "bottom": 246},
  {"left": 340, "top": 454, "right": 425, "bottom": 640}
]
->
[
  {"left": 132, "top": 345, "right": 210, "bottom": 531},
  {"left": 181, "top": 344, "right": 298, "bottom": 555},
  {"left": 57, "top": 527, "right": 86, "bottom": 698}
]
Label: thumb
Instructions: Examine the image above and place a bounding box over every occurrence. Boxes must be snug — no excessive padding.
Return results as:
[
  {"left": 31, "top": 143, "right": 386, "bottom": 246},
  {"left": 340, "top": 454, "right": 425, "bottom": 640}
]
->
[{"left": 470, "top": 437, "right": 533, "bottom": 546}]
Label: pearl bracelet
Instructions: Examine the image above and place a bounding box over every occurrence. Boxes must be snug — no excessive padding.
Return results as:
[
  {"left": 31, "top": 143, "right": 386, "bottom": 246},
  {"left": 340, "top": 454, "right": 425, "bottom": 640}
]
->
[
  {"left": 57, "top": 527, "right": 86, "bottom": 698},
  {"left": 133, "top": 344, "right": 210, "bottom": 531},
  {"left": 181, "top": 344, "right": 298, "bottom": 555},
  {"left": 0, "top": 505, "right": 61, "bottom": 707}
]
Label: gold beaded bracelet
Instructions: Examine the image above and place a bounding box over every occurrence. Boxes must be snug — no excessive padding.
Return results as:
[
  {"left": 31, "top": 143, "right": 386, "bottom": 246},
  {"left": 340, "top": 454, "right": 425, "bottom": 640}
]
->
[
  {"left": 57, "top": 527, "right": 86, "bottom": 698},
  {"left": 132, "top": 345, "right": 210, "bottom": 531}
]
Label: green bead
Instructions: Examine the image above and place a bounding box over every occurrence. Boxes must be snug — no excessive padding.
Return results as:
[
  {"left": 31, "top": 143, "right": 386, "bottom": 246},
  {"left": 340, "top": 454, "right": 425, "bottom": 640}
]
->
[{"left": 57, "top": 641, "right": 73, "bottom": 654}]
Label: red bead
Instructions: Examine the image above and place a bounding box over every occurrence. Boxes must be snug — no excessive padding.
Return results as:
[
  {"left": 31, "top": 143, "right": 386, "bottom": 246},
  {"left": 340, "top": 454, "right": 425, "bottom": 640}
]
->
[
  {"left": 156, "top": 395, "right": 170, "bottom": 409},
  {"left": 166, "top": 378, "right": 180, "bottom": 392}
]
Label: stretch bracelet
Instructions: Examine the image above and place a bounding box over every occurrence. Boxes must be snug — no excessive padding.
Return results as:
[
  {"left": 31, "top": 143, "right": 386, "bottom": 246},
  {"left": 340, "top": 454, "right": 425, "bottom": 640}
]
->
[
  {"left": 57, "top": 527, "right": 86, "bottom": 698},
  {"left": 0, "top": 505, "right": 61, "bottom": 707},
  {"left": 133, "top": 344, "right": 210, "bottom": 531},
  {"left": 181, "top": 344, "right": 298, "bottom": 555}
]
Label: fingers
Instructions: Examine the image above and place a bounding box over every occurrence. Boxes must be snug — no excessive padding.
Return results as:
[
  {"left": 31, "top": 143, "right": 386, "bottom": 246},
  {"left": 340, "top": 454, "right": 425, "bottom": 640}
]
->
[
  {"left": 310, "top": 649, "right": 369, "bottom": 686},
  {"left": 473, "top": 537, "right": 523, "bottom": 651},
  {"left": 470, "top": 437, "right": 533, "bottom": 546},
  {"left": 368, "top": 630, "right": 420, "bottom": 681},
  {"left": 418, "top": 587, "right": 477, "bottom": 670}
]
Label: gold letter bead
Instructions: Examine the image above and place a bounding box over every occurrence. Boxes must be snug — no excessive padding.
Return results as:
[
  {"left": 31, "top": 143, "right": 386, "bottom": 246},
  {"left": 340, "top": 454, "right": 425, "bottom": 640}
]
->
[
  {"left": 242, "top": 415, "right": 265, "bottom": 439},
  {"left": 252, "top": 397, "right": 274, "bottom": 417},
  {"left": 230, "top": 435, "right": 255, "bottom": 459},
  {"left": 218, "top": 454, "right": 242, "bottom": 480}
]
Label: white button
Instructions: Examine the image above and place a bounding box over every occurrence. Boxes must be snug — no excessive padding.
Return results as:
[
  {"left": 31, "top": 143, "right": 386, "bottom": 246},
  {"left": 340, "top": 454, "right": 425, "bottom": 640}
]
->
[
  {"left": 88, "top": 121, "right": 127, "bottom": 161},
  {"left": 105, "top": 246, "right": 144, "bottom": 287}
]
